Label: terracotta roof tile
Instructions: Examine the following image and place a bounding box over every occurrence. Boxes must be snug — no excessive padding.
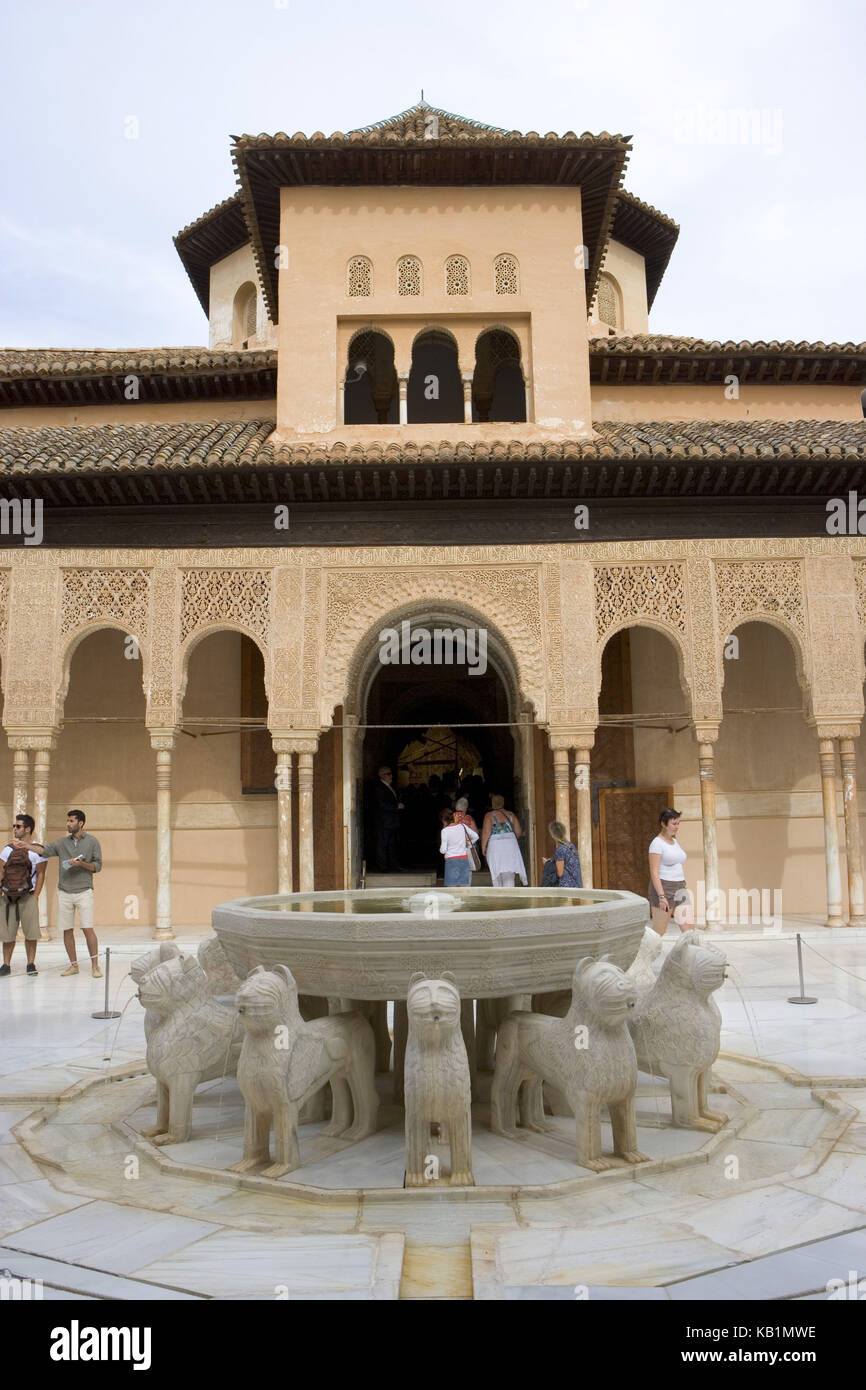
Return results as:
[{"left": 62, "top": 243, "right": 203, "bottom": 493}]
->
[{"left": 1, "top": 418, "right": 864, "bottom": 478}]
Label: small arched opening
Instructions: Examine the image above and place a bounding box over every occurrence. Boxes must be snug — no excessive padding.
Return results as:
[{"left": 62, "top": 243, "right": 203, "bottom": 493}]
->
[
  {"left": 407, "top": 329, "right": 463, "bottom": 424},
  {"left": 472, "top": 329, "right": 526, "bottom": 423},
  {"left": 343, "top": 330, "right": 398, "bottom": 425},
  {"left": 232, "top": 282, "right": 258, "bottom": 346}
]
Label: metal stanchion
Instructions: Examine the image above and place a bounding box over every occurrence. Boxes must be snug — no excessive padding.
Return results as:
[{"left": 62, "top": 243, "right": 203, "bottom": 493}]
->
[
  {"left": 91, "top": 946, "right": 122, "bottom": 1020},
  {"left": 787, "top": 932, "right": 817, "bottom": 1005}
]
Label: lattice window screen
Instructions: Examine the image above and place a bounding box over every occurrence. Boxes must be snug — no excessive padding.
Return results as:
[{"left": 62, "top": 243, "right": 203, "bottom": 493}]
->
[
  {"left": 347, "top": 256, "right": 372, "bottom": 297},
  {"left": 397, "top": 255, "right": 422, "bottom": 296},
  {"left": 494, "top": 253, "right": 519, "bottom": 294},
  {"left": 445, "top": 255, "right": 470, "bottom": 295}
]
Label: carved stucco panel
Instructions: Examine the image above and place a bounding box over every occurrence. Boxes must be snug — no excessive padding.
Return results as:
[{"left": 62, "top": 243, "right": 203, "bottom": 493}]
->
[
  {"left": 0, "top": 570, "right": 9, "bottom": 677},
  {"left": 593, "top": 562, "right": 693, "bottom": 704},
  {"left": 687, "top": 556, "right": 723, "bottom": 719},
  {"left": 853, "top": 559, "right": 866, "bottom": 632},
  {"left": 60, "top": 567, "right": 150, "bottom": 639},
  {"left": 554, "top": 557, "right": 598, "bottom": 723},
  {"left": 180, "top": 568, "right": 271, "bottom": 644},
  {"left": 321, "top": 565, "right": 546, "bottom": 722},
  {"left": 803, "top": 555, "right": 863, "bottom": 720},
  {"left": 147, "top": 564, "right": 181, "bottom": 727},
  {"left": 269, "top": 567, "right": 304, "bottom": 718},
  {"left": 4, "top": 562, "right": 61, "bottom": 726}
]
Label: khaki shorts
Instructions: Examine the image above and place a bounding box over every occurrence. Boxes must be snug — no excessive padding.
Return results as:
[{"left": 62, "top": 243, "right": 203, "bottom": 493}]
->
[
  {"left": 57, "top": 889, "right": 94, "bottom": 932},
  {"left": 1, "top": 893, "right": 40, "bottom": 942}
]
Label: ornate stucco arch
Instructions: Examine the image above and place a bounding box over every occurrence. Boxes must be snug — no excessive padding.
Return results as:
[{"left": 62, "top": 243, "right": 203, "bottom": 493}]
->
[
  {"left": 56, "top": 620, "right": 151, "bottom": 725},
  {"left": 176, "top": 622, "right": 272, "bottom": 710},
  {"left": 593, "top": 617, "right": 694, "bottom": 713},
  {"left": 342, "top": 597, "right": 526, "bottom": 725},
  {"left": 319, "top": 564, "right": 547, "bottom": 727}
]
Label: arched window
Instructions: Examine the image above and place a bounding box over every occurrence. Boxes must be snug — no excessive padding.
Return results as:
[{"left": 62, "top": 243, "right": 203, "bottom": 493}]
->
[
  {"left": 472, "top": 329, "right": 526, "bottom": 423},
  {"left": 445, "top": 255, "right": 470, "bottom": 296},
  {"left": 494, "top": 253, "right": 519, "bottom": 295},
  {"left": 347, "top": 255, "right": 372, "bottom": 297},
  {"left": 407, "top": 330, "right": 463, "bottom": 423},
  {"left": 233, "top": 282, "right": 258, "bottom": 344},
  {"left": 343, "top": 330, "right": 398, "bottom": 424},
  {"left": 397, "top": 255, "right": 422, "bottom": 296},
  {"left": 596, "top": 273, "right": 619, "bottom": 329}
]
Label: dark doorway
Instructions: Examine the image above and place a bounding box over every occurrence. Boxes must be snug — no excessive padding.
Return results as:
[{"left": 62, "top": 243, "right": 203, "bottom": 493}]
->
[
  {"left": 344, "top": 331, "right": 398, "bottom": 424},
  {"left": 361, "top": 656, "right": 516, "bottom": 873}
]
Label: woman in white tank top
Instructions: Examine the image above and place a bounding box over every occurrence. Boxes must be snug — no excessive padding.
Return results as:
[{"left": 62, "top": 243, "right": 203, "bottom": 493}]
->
[{"left": 648, "top": 808, "right": 693, "bottom": 936}]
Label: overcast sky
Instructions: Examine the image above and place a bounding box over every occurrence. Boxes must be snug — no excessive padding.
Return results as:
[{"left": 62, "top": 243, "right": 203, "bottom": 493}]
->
[{"left": 2, "top": 0, "right": 864, "bottom": 349}]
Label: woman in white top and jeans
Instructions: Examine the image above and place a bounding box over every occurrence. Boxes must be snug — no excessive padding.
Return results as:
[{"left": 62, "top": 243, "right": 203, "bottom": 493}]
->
[
  {"left": 439, "top": 808, "right": 479, "bottom": 887},
  {"left": 648, "top": 808, "right": 693, "bottom": 935}
]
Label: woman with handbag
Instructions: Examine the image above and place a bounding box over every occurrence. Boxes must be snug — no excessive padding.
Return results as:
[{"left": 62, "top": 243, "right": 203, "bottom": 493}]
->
[{"left": 439, "top": 808, "right": 480, "bottom": 887}]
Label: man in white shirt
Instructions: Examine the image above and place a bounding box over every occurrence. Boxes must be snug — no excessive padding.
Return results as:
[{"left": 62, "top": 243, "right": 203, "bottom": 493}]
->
[{"left": 0, "top": 814, "right": 47, "bottom": 977}]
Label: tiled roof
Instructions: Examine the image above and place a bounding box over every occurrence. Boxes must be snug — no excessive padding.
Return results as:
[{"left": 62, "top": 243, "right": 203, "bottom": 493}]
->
[
  {"left": 590, "top": 336, "right": 866, "bottom": 386},
  {"left": 0, "top": 348, "right": 277, "bottom": 407},
  {"left": 1, "top": 418, "right": 864, "bottom": 475},
  {"left": 610, "top": 193, "right": 679, "bottom": 308},
  {"left": 172, "top": 194, "right": 251, "bottom": 315},
  {"left": 1, "top": 418, "right": 863, "bottom": 509}
]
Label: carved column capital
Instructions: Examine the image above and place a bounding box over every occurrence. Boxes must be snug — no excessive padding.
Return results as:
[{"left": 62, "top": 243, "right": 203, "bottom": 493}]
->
[
  {"left": 693, "top": 722, "right": 720, "bottom": 745},
  {"left": 5, "top": 729, "right": 59, "bottom": 751},
  {"left": 148, "top": 729, "right": 179, "bottom": 753},
  {"left": 813, "top": 721, "right": 861, "bottom": 742}
]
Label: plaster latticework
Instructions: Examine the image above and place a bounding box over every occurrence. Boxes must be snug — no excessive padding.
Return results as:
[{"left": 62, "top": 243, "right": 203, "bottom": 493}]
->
[
  {"left": 347, "top": 256, "right": 372, "bottom": 297},
  {"left": 0, "top": 570, "right": 9, "bottom": 665},
  {"left": 853, "top": 559, "right": 866, "bottom": 631},
  {"left": 445, "top": 255, "right": 470, "bottom": 296},
  {"left": 397, "top": 256, "right": 422, "bottom": 296},
  {"left": 180, "top": 568, "right": 271, "bottom": 643},
  {"left": 594, "top": 563, "right": 688, "bottom": 640},
  {"left": 494, "top": 253, "right": 519, "bottom": 295},
  {"left": 60, "top": 567, "right": 150, "bottom": 638},
  {"left": 714, "top": 560, "right": 806, "bottom": 643}
]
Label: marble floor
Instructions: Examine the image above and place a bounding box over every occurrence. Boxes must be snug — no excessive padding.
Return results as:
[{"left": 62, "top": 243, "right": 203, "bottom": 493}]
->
[{"left": 1, "top": 921, "right": 864, "bottom": 1299}]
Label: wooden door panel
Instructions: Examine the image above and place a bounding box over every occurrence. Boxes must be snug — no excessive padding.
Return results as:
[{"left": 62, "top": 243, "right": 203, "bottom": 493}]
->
[{"left": 598, "top": 787, "right": 673, "bottom": 895}]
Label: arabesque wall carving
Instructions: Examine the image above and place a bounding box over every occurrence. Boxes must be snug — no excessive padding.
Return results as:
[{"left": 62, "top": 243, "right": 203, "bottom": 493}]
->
[
  {"left": 60, "top": 567, "right": 150, "bottom": 638},
  {"left": 0, "top": 540, "right": 862, "bottom": 737}
]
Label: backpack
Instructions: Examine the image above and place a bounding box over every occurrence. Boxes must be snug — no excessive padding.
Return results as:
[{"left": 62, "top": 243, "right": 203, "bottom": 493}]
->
[{"left": 2, "top": 845, "right": 33, "bottom": 901}]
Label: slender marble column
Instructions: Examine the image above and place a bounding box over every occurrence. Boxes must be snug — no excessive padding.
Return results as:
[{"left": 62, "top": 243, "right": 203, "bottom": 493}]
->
[
  {"left": 840, "top": 737, "right": 865, "bottom": 926},
  {"left": 10, "top": 743, "right": 30, "bottom": 818},
  {"left": 550, "top": 742, "right": 571, "bottom": 840},
  {"left": 297, "top": 749, "right": 316, "bottom": 892},
  {"left": 574, "top": 741, "right": 594, "bottom": 889},
  {"left": 398, "top": 375, "right": 409, "bottom": 426},
  {"left": 696, "top": 727, "right": 720, "bottom": 927},
  {"left": 150, "top": 732, "right": 177, "bottom": 940},
  {"left": 818, "top": 737, "right": 844, "bottom": 928},
  {"left": 461, "top": 374, "right": 473, "bottom": 424},
  {"left": 32, "top": 740, "right": 55, "bottom": 939},
  {"left": 274, "top": 743, "right": 293, "bottom": 896}
]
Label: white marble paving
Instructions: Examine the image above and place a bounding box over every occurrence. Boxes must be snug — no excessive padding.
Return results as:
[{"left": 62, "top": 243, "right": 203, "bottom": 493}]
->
[
  {"left": 5, "top": 1199, "right": 222, "bottom": 1275},
  {"left": 131, "top": 1230, "right": 404, "bottom": 1299}
]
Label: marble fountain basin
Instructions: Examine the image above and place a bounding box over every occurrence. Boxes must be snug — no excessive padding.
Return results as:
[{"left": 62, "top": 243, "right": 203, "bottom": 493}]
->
[{"left": 211, "top": 887, "right": 650, "bottom": 1000}]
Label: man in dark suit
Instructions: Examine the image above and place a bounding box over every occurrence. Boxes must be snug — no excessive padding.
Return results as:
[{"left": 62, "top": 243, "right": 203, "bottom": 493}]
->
[{"left": 373, "top": 766, "right": 403, "bottom": 871}]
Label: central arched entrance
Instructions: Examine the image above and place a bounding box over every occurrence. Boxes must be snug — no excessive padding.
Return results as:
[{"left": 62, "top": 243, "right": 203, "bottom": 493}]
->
[{"left": 345, "top": 607, "right": 535, "bottom": 883}]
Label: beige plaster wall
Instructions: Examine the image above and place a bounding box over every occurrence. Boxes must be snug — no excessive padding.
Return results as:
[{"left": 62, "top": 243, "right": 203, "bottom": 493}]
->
[
  {"left": 40, "top": 629, "right": 277, "bottom": 928},
  {"left": 589, "top": 239, "right": 648, "bottom": 336},
  {"left": 276, "top": 185, "right": 593, "bottom": 441},
  {"left": 0, "top": 400, "right": 275, "bottom": 428},
  {"left": 592, "top": 383, "right": 862, "bottom": 422},
  {"left": 208, "top": 244, "right": 277, "bottom": 350},
  {"left": 627, "top": 621, "right": 836, "bottom": 915}
]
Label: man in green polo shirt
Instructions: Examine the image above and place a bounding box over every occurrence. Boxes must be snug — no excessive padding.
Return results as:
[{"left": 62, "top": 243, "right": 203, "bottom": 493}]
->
[{"left": 39, "top": 809, "right": 103, "bottom": 978}]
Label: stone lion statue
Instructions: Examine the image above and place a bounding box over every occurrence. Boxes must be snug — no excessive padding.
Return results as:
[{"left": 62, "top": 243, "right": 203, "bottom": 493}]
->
[
  {"left": 404, "top": 973, "right": 474, "bottom": 1187},
  {"left": 231, "top": 965, "right": 379, "bottom": 1179},
  {"left": 491, "top": 956, "right": 648, "bottom": 1172},
  {"left": 629, "top": 930, "right": 728, "bottom": 1132},
  {"left": 131, "top": 937, "right": 243, "bottom": 1043},
  {"left": 136, "top": 951, "right": 243, "bottom": 1146}
]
